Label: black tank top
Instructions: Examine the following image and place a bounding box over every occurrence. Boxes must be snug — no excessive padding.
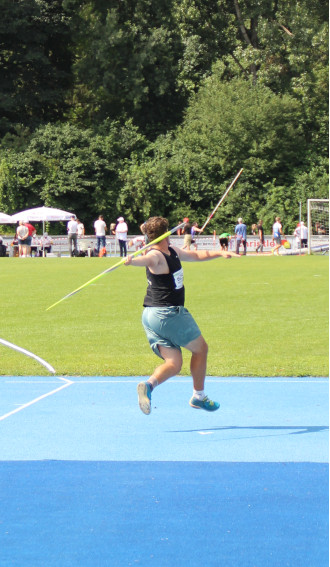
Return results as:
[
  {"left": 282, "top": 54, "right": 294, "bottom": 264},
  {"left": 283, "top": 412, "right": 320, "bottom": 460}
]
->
[{"left": 143, "top": 246, "right": 185, "bottom": 307}]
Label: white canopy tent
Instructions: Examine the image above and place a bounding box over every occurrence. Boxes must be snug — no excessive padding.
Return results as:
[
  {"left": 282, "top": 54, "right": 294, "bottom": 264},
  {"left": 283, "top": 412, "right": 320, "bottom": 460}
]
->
[
  {"left": 0, "top": 212, "right": 13, "bottom": 224},
  {"left": 10, "top": 206, "right": 75, "bottom": 235}
]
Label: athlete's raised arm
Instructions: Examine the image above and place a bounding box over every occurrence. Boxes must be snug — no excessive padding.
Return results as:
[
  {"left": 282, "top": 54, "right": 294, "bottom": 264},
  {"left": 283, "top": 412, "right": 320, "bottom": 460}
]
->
[{"left": 172, "top": 246, "right": 240, "bottom": 262}]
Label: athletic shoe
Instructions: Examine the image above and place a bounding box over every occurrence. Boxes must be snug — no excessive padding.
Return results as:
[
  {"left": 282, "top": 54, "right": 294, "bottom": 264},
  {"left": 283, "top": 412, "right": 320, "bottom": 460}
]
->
[
  {"left": 189, "top": 396, "right": 220, "bottom": 412},
  {"left": 137, "top": 382, "right": 152, "bottom": 415}
]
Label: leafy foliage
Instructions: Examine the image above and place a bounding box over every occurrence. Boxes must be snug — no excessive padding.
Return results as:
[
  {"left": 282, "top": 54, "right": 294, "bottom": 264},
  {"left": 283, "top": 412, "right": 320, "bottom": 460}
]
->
[
  {"left": 0, "top": 120, "right": 147, "bottom": 231},
  {"left": 119, "top": 77, "right": 316, "bottom": 232},
  {"left": 0, "top": 0, "right": 73, "bottom": 135},
  {"left": 0, "top": 0, "right": 328, "bottom": 233}
]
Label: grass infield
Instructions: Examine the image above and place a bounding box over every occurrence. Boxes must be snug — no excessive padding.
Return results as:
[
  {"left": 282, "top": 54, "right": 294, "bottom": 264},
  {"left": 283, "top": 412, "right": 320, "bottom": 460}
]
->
[{"left": 0, "top": 254, "right": 328, "bottom": 377}]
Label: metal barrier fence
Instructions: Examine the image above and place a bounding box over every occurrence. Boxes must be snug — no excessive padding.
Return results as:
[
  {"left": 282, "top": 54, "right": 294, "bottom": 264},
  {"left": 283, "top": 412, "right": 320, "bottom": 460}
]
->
[{"left": 1, "top": 234, "right": 301, "bottom": 256}]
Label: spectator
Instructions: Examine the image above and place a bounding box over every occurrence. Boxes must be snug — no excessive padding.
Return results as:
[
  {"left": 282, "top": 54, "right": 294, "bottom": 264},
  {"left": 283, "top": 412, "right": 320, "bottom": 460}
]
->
[
  {"left": 30, "top": 234, "right": 40, "bottom": 257},
  {"left": 39, "top": 233, "right": 53, "bottom": 256},
  {"left": 67, "top": 215, "right": 78, "bottom": 257},
  {"left": 255, "top": 220, "right": 265, "bottom": 253},
  {"left": 272, "top": 216, "right": 284, "bottom": 255},
  {"left": 24, "top": 220, "right": 36, "bottom": 257},
  {"left": 94, "top": 215, "right": 107, "bottom": 255},
  {"left": 235, "top": 218, "right": 247, "bottom": 255},
  {"left": 294, "top": 223, "right": 300, "bottom": 248},
  {"left": 219, "top": 232, "right": 231, "bottom": 251},
  {"left": 191, "top": 222, "right": 202, "bottom": 250},
  {"left": 77, "top": 219, "right": 85, "bottom": 237},
  {"left": 0, "top": 236, "right": 7, "bottom": 257},
  {"left": 76, "top": 219, "right": 85, "bottom": 253},
  {"left": 251, "top": 223, "right": 257, "bottom": 235},
  {"left": 11, "top": 235, "right": 19, "bottom": 257},
  {"left": 116, "top": 217, "right": 128, "bottom": 257},
  {"left": 128, "top": 235, "right": 145, "bottom": 251},
  {"left": 140, "top": 221, "right": 149, "bottom": 244},
  {"left": 16, "top": 220, "right": 29, "bottom": 257},
  {"left": 182, "top": 219, "right": 192, "bottom": 250},
  {"left": 315, "top": 222, "right": 326, "bottom": 235},
  {"left": 177, "top": 217, "right": 189, "bottom": 236},
  {"left": 294, "top": 221, "right": 308, "bottom": 248}
]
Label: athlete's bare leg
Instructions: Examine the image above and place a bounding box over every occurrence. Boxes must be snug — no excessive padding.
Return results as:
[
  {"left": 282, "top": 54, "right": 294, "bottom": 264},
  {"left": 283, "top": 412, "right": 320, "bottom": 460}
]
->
[
  {"left": 148, "top": 346, "right": 183, "bottom": 388},
  {"left": 184, "top": 335, "right": 208, "bottom": 391}
]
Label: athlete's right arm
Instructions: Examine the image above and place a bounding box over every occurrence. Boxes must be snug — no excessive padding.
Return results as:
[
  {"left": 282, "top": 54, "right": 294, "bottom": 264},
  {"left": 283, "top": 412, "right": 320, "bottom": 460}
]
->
[{"left": 124, "top": 249, "right": 162, "bottom": 270}]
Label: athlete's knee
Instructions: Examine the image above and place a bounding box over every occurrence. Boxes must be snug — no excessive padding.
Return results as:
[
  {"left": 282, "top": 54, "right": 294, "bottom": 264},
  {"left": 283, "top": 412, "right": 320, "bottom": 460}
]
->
[
  {"left": 186, "top": 335, "right": 208, "bottom": 356},
  {"left": 170, "top": 351, "right": 183, "bottom": 373},
  {"left": 199, "top": 337, "right": 208, "bottom": 357},
  {"left": 159, "top": 346, "right": 183, "bottom": 373},
  {"left": 169, "top": 358, "right": 183, "bottom": 374}
]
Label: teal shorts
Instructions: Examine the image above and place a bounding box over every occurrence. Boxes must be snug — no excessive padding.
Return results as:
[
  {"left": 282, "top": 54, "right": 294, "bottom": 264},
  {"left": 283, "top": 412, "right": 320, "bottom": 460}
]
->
[{"left": 142, "top": 306, "right": 201, "bottom": 359}]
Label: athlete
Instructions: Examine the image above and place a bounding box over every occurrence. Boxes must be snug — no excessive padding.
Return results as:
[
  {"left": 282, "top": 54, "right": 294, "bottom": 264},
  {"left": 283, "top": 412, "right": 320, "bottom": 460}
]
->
[
  {"left": 125, "top": 216, "right": 239, "bottom": 415},
  {"left": 255, "top": 220, "right": 265, "bottom": 253},
  {"left": 272, "top": 216, "right": 284, "bottom": 255}
]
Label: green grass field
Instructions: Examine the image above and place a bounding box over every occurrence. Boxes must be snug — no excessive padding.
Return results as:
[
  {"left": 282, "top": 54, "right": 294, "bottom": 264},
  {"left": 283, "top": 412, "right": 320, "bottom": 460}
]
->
[{"left": 0, "top": 254, "right": 328, "bottom": 377}]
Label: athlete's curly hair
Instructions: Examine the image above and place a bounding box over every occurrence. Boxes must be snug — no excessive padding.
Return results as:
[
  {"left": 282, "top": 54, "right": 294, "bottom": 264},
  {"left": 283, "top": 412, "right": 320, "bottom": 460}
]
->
[{"left": 145, "top": 217, "right": 169, "bottom": 242}]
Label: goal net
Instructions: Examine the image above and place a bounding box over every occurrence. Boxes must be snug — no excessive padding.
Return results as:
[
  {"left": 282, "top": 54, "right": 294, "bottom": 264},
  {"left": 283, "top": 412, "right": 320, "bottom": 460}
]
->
[{"left": 307, "top": 199, "right": 329, "bottom": 254}]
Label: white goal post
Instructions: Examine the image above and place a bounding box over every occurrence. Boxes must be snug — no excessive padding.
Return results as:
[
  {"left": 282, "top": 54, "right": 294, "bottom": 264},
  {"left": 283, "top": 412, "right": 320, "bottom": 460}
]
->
[{"left": 307, "top": 199, "right": 329, "bottom": 254}]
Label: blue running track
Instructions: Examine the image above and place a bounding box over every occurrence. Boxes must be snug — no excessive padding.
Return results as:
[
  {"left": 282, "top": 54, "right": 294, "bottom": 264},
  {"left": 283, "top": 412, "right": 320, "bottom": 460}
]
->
[{"left": 0, "top": 376, "right": 328, "bottom": 567}]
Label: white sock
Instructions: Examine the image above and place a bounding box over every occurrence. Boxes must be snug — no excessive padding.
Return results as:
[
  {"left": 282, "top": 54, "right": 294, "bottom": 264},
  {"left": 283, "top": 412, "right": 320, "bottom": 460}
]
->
[{"left": 193, "top": 389, "right": 205, "bottom": 400}]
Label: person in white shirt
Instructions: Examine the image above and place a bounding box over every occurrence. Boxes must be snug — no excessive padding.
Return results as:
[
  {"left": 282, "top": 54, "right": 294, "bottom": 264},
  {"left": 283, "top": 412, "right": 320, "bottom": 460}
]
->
[
  {"left": 272, "top": 216, "right": 284, "bottom": 255},
  {"left": 67, "top": 215, "right": 78, "bottom": 256},
  {"left": 94, "top": 215, "right": 107, "bottom": 254},
  {"left": 30, "top": 234, "right": 40, "bottom": 257},
  {"left": 128, "top": 235, "right": 145, "bottom": 251},
  {"left": 16, "top": 220, "right": 29, "bottom": 257},
  {"left": 294, "top": 221, "right": 308, "bottom": 248},
  {"left": 39, "top": 233, "right": 53, "bottom": 256},
  {"left": 116, "top": 216, "right": 128, "bottom": 257},
  {"left": 77, "top": 219, "right": 85, "bottom": 253},
  {"left": 77, "top": 219, "right": 85, "bottom": 236}
]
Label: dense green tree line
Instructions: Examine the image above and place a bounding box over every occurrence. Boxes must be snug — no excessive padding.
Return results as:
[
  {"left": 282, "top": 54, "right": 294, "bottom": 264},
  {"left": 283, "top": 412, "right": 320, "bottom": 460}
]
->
[{"left": 0, "top": 0, "right": 328, "bottom": 234}]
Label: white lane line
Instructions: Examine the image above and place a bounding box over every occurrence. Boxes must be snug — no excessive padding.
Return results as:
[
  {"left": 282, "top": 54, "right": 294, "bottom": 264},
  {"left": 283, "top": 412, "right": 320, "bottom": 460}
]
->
[{"left": 0, "top": 377, "right": 73, "bottom": 422}]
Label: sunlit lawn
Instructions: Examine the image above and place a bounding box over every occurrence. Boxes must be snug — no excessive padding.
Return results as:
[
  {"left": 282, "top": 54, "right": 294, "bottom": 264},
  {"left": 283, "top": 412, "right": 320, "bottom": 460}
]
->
[{"left": 0, "top": 254, "right": 328, "bottom": 377}]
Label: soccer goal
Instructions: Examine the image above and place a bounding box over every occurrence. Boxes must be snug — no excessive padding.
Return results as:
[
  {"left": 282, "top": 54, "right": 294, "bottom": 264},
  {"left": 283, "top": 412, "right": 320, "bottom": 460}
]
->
[{"left": 307, "top": 199, "right": 329, "bottom": 254}]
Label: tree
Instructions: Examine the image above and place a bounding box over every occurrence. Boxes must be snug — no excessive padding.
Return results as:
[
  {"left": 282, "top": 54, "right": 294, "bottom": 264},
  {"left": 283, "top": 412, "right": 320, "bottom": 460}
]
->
[
  {"left": 0, "top": 0, "right": 73, "bottom": 136},
  {"left": 0, "top": 120, "right": 148, "bottom": 232},
  {"left": 222, "top": 0, "right": 329, "bottom": 96},
  {"left": 0, "top": 0, "right": 327, "bottom": 232},
  {"left": 67, "top": 0, "right": 185, "bottom": 135},
  {"left": 119, "top": 76, "right": 310, "bottom": 232},
  {"left": 172, "top": 0, "right": 236, "bottom": 96}
]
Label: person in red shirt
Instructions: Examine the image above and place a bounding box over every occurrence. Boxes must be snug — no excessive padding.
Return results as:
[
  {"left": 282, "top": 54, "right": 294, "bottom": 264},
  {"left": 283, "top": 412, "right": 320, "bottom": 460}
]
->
[{"left": 24, "top": 221, "right": 36, "bottom": 256}]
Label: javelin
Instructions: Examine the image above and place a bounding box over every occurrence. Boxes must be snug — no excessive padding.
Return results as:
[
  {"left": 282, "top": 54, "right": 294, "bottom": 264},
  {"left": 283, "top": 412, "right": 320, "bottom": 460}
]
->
[
  {"left": 200, "top": 168, "right": 244, "bottom": 233},
  {"left": 0, "top": 337, "right": 56, "bottom": 374},
  {"left": 46, "top": 221, "right": 185, "bottom": 311}
]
